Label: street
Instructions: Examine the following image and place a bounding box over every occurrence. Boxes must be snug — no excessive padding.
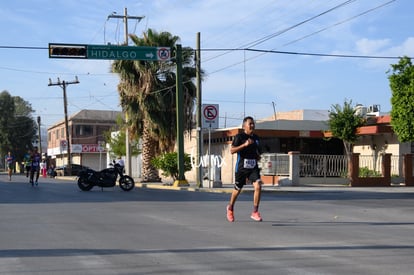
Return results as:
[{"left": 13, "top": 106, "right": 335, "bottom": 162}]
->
[{"left": 1, "top": 174, "right": 414, "bottom": 274}]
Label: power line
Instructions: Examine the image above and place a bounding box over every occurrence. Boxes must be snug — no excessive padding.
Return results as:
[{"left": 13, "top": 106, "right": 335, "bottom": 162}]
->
[
  {"left": 283, "top": 0, "right": 397, "bottom": 47},
  {"left": 203, "top": 0, "right": 358, "bottom": 63},
  {"left": 0, "top": 45, "right": 407, "bottom": 63}
]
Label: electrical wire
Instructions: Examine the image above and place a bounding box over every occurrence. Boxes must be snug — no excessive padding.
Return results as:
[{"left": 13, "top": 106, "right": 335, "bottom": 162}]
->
[{"left": 203, "top": 0, "right": 358, "bottom": 63}]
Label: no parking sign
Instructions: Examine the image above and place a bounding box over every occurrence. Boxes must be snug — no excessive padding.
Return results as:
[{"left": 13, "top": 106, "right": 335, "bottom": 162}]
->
[{"left": 202, "top": 104, "right": 219, "bottom": 129}]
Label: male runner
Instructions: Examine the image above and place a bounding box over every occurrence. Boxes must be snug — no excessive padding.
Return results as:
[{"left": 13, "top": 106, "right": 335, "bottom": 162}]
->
[
  {"left": 30, "top": 146, "right": 41, "bottom": 186},
  {"left": 226, "top": 116, "right": 263, "bottom": 222}
]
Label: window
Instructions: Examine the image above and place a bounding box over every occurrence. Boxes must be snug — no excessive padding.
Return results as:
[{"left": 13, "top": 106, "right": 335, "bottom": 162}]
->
[
  {"left": 97, "top": 126, "right": 110, "bottom": 138},
  {"left": 76, "top": 125, "right": 93, "bottom": 136}
]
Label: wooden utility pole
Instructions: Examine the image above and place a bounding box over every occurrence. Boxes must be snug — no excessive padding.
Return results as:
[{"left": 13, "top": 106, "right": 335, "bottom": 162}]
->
[
  {"left": 37, "top": 116, "right": 42, "bottom": 156},
  {"left": 48, "top": 77, "right": 79, "bottom": 175},
  {"left": 107, "top": 7, "right": 144, "bottom": 176}
]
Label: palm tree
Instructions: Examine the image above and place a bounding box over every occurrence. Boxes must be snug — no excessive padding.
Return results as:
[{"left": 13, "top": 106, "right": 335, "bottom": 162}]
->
[{"left": 112, "top": 29, "right": 198, "bottom": 182}]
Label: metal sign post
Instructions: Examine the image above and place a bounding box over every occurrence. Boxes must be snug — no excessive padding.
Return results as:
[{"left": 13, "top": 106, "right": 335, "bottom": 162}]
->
[{"left": 202, "top": 104, "right": 219, "bottom": 188}]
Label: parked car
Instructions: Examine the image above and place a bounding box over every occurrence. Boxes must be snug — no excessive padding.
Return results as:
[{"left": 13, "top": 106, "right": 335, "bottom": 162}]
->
[{"left": 55, "top": 164, "right": 89, "bottom": 176}]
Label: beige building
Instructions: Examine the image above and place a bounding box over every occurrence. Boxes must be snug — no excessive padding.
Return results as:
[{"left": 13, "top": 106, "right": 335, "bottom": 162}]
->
[
  {"left": 47, "top": 110, "right": 122, "bottom": 170},
  {"left": 183, "top": 110, "right": 341, "bottom": 185}
]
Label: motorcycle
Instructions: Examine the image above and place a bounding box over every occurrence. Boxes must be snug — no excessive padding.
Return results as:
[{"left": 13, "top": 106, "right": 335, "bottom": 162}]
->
[{"left": 77, "top": 162, "right": 135, "bottom": 191}]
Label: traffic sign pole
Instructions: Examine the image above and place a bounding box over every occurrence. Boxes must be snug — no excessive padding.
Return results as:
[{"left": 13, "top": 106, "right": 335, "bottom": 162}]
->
[{"left": 174, "top": 44, "right": 189, "bottom": 187}]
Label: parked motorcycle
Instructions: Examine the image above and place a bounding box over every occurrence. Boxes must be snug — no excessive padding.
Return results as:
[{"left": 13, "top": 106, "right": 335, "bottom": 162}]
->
[{"left": 77, "top": 162, "right": 135, "bottom": 191}]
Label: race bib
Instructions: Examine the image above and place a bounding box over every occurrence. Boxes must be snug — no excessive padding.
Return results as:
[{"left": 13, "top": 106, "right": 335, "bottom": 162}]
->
[{"left": 243, "top": 159, "right": 256, "bottom": 169}]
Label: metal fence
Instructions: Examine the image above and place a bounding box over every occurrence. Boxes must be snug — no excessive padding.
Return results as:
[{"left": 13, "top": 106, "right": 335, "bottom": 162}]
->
[
  {"left": 300, "top": 154, "right": 348, "bottom": 177},
  {"left": 259, "top": 153, "right": 290, "bottom": 176},
  {"left": 260, "top": 153, "right": 405, "bottom": 178},
  {"left": 359, "top": 155, "right": 402, "bottom": 176}
]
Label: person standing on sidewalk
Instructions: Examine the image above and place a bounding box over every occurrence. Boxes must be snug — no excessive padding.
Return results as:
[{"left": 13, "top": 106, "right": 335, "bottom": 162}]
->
[
  {"left": 29, "top": 146, "right": 41, "bottom": 186},
  {"left": 226, "top": 116, "right": 263, "bottom": 222},
  {"left": 5, "top": 151, "right": 14, "bottom": 181}
]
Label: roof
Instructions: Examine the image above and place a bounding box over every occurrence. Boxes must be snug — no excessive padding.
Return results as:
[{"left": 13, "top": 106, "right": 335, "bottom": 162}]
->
[
  {"left": 48, "top": 109, "right": 123, "bottom": 130},
  {"left": 70, "top": 110, "right": 122, "bottom": 121},
  {"left": 255, "top": 119, "right": 329, "bottom": 131}
]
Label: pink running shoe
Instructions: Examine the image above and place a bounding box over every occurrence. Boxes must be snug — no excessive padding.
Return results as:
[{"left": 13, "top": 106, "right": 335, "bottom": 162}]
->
[
  {"left": 250, "top": 211, "right": 262, "bottom": 222},
  {"left": 226, "top": 205, "right": 234, "bottom": 222}
]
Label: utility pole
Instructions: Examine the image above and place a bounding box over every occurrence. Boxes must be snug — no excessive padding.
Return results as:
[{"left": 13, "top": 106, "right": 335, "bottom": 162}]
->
[
  {"left": 48, "top": 77, "right": 79, "bottom": 175},
  {"left": 37, "top": 116, "right": 42, "bottom": 156},
  {"left": 107, "top": 7, "right": 144, "bottom": 177}
]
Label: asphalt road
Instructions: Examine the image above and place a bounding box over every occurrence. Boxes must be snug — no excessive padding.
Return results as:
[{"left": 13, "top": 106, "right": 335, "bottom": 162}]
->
[{"left": 1, "top": 174, "right": 414, "bottom": 275}]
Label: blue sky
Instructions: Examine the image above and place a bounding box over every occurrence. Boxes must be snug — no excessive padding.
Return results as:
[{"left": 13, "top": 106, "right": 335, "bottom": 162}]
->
[{"left": 0, "top": 0, "right": 412, "bottom": 129}]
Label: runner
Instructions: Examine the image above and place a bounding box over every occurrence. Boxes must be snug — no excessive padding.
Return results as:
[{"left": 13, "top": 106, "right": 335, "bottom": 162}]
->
[
  {"left": 5, "top": 151, "right": 14, "bottom": 181},
  {"left": 29, "top": 147, "right": 41, "bottom": 186},
  {"left": 226, "top": 116, "right": 263, "bottom": 222}
]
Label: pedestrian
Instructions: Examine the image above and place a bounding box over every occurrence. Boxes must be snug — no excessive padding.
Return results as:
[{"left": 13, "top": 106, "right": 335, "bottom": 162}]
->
[
  {"left": 29, "top": 146, "right": 41, "bottom": 186},
  {"left": 23, "top": 149, "right": 32, "bottom": 178},
  {"left": 115, "top": 156, "right": 125, "bottom": 168},
  {"left": 226, "top": 116, "right": 263, "bottom": 222},
  {"left": 5, "top": 151, "right": 14, "bottom": 181},
  {"left": 40, "top": 160, "right": 47, "bottom": 178}
]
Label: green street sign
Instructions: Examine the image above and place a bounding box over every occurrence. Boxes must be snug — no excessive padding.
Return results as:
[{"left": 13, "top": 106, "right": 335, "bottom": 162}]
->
[
  {"left": 49, "top": 43, "right": 171, "bottom": 61},
  {"left": 87, "top": 45, "right": 170, "bottom": 61}
]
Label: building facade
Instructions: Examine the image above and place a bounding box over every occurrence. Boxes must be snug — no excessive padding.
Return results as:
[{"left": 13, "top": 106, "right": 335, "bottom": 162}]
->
[
  {"left": 183, "top": 110, "right": 343, "bottom": 185},
  {"left": 47, "top": 110, "right": 122, "bottom": 170}
]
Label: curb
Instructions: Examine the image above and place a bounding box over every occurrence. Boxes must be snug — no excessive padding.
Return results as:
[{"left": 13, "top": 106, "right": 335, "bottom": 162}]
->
[
  {"left": 136, "top": 183, "right": 235, "bottom": 193},
  {"left": 135, "top": 183, "right": 291, "bottom": 194}
]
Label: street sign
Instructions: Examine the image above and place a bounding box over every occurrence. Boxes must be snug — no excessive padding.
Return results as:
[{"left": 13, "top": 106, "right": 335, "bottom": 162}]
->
[
  {"left": 202, "top": 104, "right": 219, "bottom": 129},
  {"left": 49, "top": 43, "right": 170, "bottom": 61},
  {"left": 87, "top": 45, "right": 170, "bottom": 61}
]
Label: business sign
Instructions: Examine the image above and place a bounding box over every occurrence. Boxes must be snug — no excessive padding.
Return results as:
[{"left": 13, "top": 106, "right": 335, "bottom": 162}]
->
[
  {"left": 49, "top": 43, "right": 170, "bottom": 61},
  {"left": 81, "top": 144, "right": 104, "bottom": 153},
  {"left": 202, "top": 104, "right": 219, "bottom": 129}
]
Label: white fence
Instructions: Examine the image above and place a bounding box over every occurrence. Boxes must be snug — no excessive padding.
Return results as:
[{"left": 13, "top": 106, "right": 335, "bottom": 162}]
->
[
  {"left": 261, "top": 154, "right": 403, "bottom": 179},
  {"left": 300, "top": 154, "right": 348, "bottom": 177}
]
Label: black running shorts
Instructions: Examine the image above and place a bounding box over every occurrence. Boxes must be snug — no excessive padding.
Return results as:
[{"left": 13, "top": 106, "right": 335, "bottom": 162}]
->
[{"left": 234, "top": 168, "right": 261, "bottom": 190}]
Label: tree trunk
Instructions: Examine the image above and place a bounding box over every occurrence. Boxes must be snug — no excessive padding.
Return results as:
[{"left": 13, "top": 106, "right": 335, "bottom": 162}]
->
[
  {"left": 140, "top": 120, "right": 161, "bottom": 182},
  {"left": 344, "top": 141, "right": 353, "bottom": 179}
]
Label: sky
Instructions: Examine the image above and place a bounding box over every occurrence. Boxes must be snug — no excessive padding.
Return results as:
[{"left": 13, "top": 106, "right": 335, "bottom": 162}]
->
[{"left": 0, "top": 0, "right": 413, "bottom": 130}]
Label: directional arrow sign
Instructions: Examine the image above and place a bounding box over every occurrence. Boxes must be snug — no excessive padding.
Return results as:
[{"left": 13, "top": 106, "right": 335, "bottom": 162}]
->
[
  {"left": 49, "top": 43, "right": 170, "bottom": 61},
  {"left": 87, "top": 45, "right": 166, "bottom": 61}
]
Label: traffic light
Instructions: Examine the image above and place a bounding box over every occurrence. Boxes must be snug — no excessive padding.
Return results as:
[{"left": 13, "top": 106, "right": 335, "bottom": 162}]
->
[{"left": 49, "top": 44, "right": 87, "bottom": 58}]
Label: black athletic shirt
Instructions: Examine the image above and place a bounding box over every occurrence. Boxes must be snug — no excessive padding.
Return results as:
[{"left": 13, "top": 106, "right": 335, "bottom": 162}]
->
[{"left": 232, "top": 132, "right": 261, "bottom": 172}]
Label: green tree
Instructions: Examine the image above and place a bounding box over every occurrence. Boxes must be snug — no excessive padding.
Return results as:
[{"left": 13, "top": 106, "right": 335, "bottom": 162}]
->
[
  {"left": 104, "top": 117, "right": 141, "bottom": 161},
  {"left": 0, "top": 91, "right": 15, "bottom": 154},
  {"left": 388, "top": 56, "right": 414, "bottom": 142},
  {"left": 112, "top": 29, "right": 199, "bottom": 182},
  {"left": 328, "top": 99, "right": 364, "bottom": 159},
  {"left": 0, "top": 91, "right": 37, "bottom": 163}
]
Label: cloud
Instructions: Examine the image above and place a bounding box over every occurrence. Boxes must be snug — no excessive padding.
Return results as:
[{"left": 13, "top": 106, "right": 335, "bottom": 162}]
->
[{"left": 355, "top": 38, "right": 391, "bottom": 55}]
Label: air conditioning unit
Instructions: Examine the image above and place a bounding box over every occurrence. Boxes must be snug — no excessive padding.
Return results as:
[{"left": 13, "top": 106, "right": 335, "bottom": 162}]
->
[{"left": 368, "top": 105, "right": 379, "bottom": 113}]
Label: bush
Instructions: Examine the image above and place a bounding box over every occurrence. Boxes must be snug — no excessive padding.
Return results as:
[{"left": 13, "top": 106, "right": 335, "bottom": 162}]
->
[
  {"left": 151, "top": 152, "right": 192, "bottom": 181},
  {"left": 359, "top": 167, "right": 382, "bottom": 177}
]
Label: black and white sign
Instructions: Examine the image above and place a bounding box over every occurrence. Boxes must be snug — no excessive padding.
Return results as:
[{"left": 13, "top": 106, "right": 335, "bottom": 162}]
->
[{"left": 202, "top": 104, "right": 219, "bottom": 129}]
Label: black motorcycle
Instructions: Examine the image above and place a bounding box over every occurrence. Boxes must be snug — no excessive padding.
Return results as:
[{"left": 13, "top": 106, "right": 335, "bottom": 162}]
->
[{"left": 77, "top": 162, "right": 135, "bottom": 191}]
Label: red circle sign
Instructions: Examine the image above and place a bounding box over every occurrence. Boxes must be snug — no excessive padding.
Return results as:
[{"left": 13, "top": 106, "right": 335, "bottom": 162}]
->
[
  {"left": 157, "top": 48, "right": 170, "bottom": 61},
  {"left": 203, "top": 105, "right": 218, "bottom": 121}
]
